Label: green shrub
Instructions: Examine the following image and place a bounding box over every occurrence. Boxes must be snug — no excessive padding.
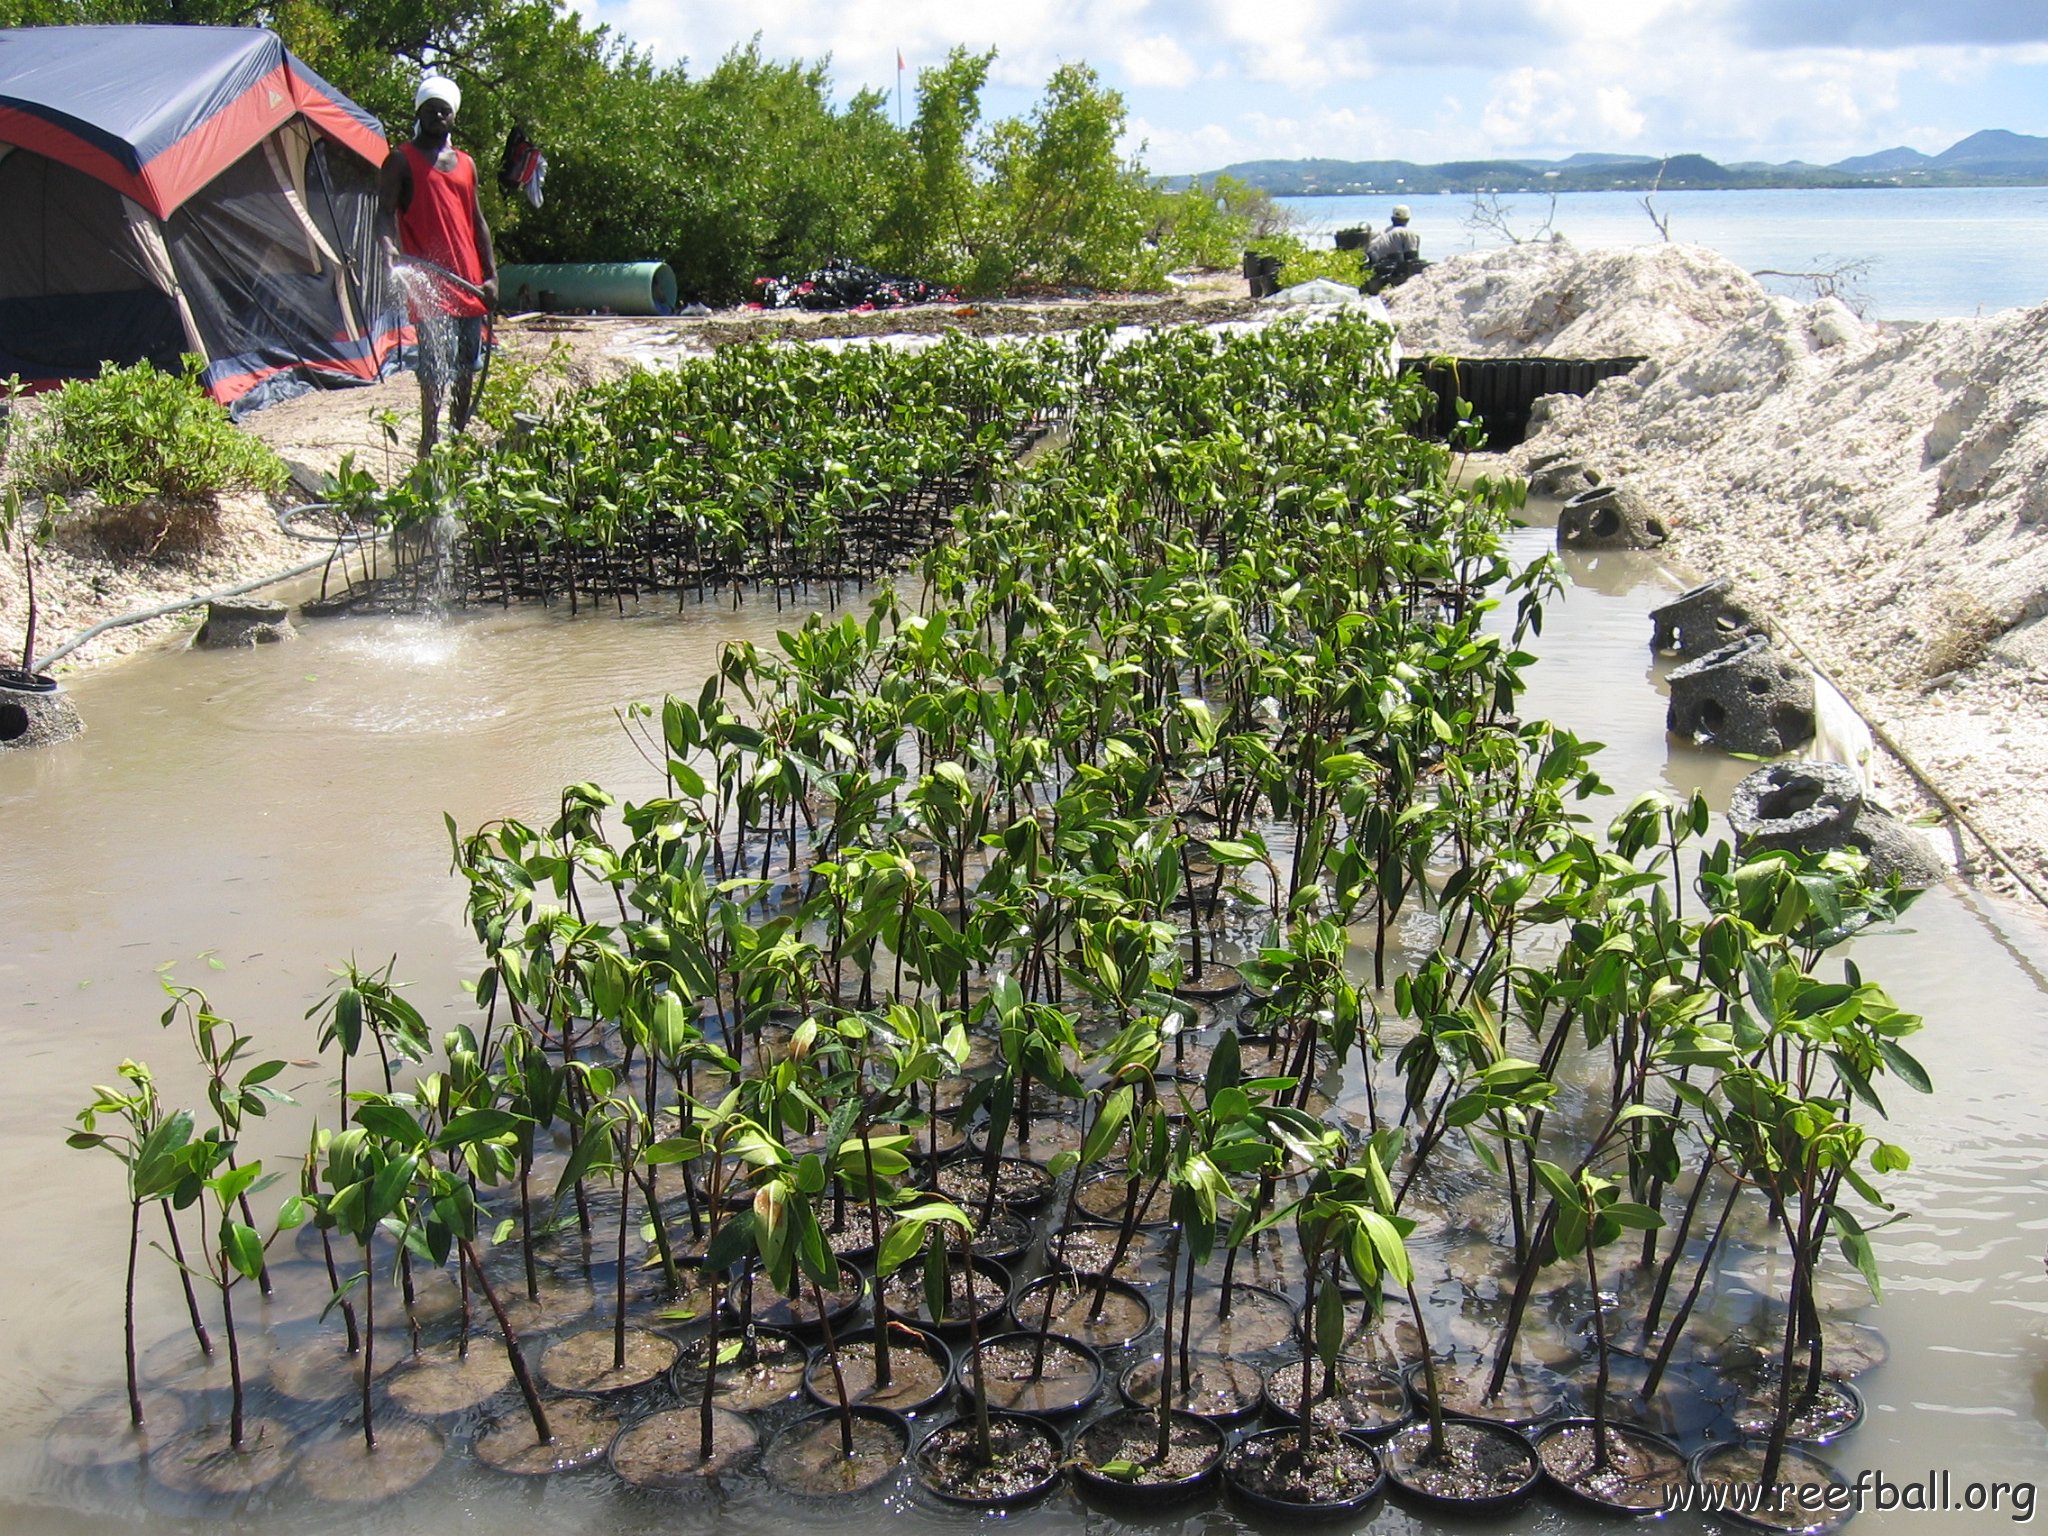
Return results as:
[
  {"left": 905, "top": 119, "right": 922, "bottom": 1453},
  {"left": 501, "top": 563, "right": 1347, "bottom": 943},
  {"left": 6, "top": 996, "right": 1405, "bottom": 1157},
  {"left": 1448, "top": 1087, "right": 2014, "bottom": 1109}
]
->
[
  {"left": 1244, "top": 234, "right": 1370, "bottom": 289},
  {"left": 26, "top": 357, "right": 286, "bottom": 510}
]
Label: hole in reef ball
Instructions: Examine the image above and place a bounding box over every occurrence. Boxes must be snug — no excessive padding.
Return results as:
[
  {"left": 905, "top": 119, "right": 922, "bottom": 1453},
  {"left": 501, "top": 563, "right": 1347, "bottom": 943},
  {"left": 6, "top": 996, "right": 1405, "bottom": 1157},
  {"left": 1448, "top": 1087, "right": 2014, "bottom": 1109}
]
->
[
  {"left": 0, "top": 703, "right": 27, "bottom": 742},
  {"left": 1593, "top": 508, "right": 1621, "bottom": 537}
]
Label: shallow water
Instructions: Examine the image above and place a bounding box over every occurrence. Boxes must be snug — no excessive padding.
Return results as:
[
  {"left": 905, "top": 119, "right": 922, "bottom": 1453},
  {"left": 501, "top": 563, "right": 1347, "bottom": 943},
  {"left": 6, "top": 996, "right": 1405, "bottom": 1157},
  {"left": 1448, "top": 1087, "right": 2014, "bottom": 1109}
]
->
[
  {"left": 1280, "top": 185, "right": 2048, "bottom": 321},
  {"left": 2, "top": 515, "right": 2045, "bottom": 1531}
]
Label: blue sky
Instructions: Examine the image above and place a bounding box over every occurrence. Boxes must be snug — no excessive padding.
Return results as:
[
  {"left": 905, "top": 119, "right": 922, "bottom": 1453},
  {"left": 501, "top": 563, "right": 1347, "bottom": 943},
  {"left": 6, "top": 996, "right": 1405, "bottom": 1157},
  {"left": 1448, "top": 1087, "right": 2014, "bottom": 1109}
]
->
[{"left": 575, "top": 0, "right": 2048, "bottom": 174}]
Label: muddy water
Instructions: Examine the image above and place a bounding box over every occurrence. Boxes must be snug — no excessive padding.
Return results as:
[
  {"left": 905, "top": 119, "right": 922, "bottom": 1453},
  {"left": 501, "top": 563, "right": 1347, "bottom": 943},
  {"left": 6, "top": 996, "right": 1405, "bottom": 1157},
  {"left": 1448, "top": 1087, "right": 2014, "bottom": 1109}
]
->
[{"left": 1, "top": 519, "right": 2045, "bottom": 1532}]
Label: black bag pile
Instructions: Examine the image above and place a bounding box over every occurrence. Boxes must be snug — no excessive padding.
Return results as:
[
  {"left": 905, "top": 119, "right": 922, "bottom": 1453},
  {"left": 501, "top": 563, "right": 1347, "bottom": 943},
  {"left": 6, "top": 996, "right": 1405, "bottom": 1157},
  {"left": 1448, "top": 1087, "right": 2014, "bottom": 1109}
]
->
[{"left": 754, "top": 260, "right": 951, "bottom": 311}]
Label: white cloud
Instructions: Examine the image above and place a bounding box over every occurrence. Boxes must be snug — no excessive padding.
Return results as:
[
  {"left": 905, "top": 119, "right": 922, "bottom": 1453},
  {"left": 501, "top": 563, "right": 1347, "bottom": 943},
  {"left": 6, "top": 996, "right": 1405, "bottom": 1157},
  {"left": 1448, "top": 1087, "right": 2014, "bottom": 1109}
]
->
[{"left": 1118, "top": 35, "right": 1201, "bottom": 89}]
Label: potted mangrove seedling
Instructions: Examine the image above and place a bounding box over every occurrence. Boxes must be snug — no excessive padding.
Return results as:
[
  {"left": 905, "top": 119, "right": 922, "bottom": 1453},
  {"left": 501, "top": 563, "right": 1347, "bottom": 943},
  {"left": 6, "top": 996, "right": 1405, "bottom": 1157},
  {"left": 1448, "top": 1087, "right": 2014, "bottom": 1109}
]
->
[
  {"left": 1530, "top": 1164, "right": 1689, "bottom": 1515},
  {"left": 914, "top": 1218, "right": 1067, "bottom": 1507}
]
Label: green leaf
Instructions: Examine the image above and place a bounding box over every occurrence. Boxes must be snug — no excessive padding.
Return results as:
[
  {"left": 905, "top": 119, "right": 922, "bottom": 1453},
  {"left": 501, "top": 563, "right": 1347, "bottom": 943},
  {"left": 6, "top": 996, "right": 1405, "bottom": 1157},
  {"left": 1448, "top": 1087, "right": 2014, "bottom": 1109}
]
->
[
  {"left": 435, "top": 1108, "right": 519, "bottom": 1149},
  {"left": 1605, "top": 1202, "right": 1664, "bottom": 1231},
  {"left": 353, "top": 1103, "right": 427, "bottom": 1149},
  {"left": 1313, "top": 1275, "right": 1344, "bottom": 1368},
  {"left": 221, "top": 1218, "right": 265, "bottom": 1280}
]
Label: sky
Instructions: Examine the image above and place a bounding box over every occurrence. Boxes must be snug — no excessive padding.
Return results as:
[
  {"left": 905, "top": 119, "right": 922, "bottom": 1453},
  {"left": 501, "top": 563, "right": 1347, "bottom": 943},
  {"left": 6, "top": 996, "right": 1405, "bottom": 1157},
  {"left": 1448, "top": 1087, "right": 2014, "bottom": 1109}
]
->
[{"left": 574, "top": 0, "right": 2048, "bottom": 174}]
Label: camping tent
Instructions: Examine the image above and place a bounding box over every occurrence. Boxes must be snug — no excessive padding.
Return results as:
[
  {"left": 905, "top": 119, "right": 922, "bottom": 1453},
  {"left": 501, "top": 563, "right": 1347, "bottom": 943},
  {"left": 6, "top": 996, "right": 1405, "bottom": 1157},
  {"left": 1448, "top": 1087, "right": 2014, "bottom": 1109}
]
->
[{"left": 0, "top": 24, "right": 402, "bottom": 414}]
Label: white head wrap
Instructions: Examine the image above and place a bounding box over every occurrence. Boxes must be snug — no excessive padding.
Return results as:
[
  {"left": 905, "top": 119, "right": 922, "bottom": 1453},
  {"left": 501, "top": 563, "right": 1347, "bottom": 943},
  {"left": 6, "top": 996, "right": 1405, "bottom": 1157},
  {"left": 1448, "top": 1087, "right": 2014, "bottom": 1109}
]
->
[{"left": 416, "top": 75, "right": 461, "bottom": 115}]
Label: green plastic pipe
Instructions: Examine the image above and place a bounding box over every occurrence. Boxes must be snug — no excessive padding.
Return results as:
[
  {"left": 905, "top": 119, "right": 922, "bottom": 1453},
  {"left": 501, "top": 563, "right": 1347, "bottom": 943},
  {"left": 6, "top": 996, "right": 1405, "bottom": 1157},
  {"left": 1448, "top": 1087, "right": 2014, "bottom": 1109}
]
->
[{"left": 497, "top": 262, "right": 678, "bottom": 316}]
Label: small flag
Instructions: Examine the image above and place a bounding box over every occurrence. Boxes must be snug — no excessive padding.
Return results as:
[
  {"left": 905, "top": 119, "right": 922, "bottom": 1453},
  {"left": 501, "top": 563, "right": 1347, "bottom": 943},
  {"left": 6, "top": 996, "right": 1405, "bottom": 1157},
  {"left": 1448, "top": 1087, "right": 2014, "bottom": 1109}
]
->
[{"left": 897, "top": 49, "right": 906, "bottom": 70}]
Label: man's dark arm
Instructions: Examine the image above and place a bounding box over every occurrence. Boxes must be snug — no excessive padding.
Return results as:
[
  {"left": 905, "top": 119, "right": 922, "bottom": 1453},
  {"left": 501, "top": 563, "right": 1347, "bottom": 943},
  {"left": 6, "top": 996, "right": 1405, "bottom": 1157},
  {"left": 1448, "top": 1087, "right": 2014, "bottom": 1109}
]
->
[{"left": 376, "top": 149, "right": 410, "bottom": 260}]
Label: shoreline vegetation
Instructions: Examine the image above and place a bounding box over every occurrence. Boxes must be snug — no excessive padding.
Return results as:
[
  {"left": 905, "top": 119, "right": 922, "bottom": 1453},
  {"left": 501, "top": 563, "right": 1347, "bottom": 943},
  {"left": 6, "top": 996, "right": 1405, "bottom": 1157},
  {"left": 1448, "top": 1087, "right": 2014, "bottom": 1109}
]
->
[{"left": 1181, "top": 130, "right": 2048, "bottom": 197}]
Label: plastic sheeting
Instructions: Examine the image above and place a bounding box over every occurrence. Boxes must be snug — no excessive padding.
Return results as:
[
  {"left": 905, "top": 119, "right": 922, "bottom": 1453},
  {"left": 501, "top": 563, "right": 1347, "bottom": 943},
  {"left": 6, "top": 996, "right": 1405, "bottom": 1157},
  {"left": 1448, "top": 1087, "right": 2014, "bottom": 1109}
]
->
[{"left": 754, "top": 260, "right": 951, "bottom": 311}]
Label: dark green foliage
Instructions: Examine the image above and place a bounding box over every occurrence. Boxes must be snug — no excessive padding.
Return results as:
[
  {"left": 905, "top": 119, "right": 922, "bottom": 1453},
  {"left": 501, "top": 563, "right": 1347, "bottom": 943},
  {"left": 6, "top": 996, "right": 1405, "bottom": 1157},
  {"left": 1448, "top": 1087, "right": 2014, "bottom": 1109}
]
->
[{"left": 24, "top": 357, "right": 287, "bottom": 508}]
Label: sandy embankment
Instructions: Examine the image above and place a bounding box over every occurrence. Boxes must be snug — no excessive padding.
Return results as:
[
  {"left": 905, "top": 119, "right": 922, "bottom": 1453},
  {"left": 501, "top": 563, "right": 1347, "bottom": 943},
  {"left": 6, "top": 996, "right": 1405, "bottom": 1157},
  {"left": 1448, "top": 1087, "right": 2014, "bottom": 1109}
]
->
[{"left": 1384, "top": 242, "right": 2048, "bottom": 899}]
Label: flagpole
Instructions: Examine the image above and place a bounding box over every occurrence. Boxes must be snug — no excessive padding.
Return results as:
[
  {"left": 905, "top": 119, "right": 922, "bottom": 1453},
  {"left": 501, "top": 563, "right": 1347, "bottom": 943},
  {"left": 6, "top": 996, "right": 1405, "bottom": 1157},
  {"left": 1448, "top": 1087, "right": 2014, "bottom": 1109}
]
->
[{"left": 896, "top": 48, "right": 904, "bottom": 129}]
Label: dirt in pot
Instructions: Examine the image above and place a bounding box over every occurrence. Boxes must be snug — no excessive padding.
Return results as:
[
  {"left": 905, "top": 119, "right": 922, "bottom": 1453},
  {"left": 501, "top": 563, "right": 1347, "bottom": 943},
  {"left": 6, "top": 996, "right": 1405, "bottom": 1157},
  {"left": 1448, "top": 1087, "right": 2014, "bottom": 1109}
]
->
[
  {"left": 1227, "top": 1427, "right": 1382, "bottom": 1506},
  {"left": 148, "top": 1419, "right": 294, "bottom": 1497},
  {"left": 742, "top": 1267, "right": 862, "bottom": 1330},
  {"left": 1539, "top": 1422, "right": 1688, "bottom": 1511},
  {"left": 1123, "top": 1352, "right": 1262, "bottom": 1419},
  {"left": 1078, "top": 1409, "right": 1219, "bottom": 1485},
  {"left": 1049, "top": 1226, "right": 1171, "bottom": 1284},
  {"left": 1730, "top": 1374, "right": 1862, "bottom": 1443},
  {"left": 969, "top": 1336, "right": 1098, "bottom": 1415},
  {"left": 1181, "top": 1284, "right": 1297, "bottom": 1354},
  {"left": 1385, "top": 1420, "right": 1539, "bottom": 1502},
  {"left": 970, "top": 1212, "right": 1035, "bottom": 1261},
  {"left": 881, "top": 1261, "right": 1007, "bottom": 1327},
  {"left": 293, "top": 1419, "right": 445, "bottom": 1501},
  {"left": 1073, "top": 1172, "right": 1171, "bottom": 1225},
  {"left": 45, "top": 1393, "right": 188, "bottom": 1467},
  {"left": 916, "top": 1414, "right": 1061, "bottom": 1502},
  {"left": 1263, "top": 1356, "right": 1408, "bottom": 1435},
  {"left": 610, "top": 1405, "right": 758, "bottom": 1486},
  {"left": 764, "top": 1412, "right": 904, "bottom": 1496},
  {"left": 1418, "top": 1360, "right": 1566, "bottom": 1425},
  {"left": 1014, "top": 1274, "right": 1151, "bottom": 1348},
  {"left": 673, "top": 1330, "right": 807, "bottom": 1411},
  {"left": 472, "top": 1397, "right": 620, "bottom": 1475},
  {"left": 539, "top": 1327, "right": 679, "bottom": 1394},
  {"left": 1693, "top": 1444, "right": 1849, "bottom": 1533},
  {"left": 385, "top": 1339, "right": 515, "bottom": 1417},
  {"left": 936, "top": 1158, "right": 1053, "bottom": 1211},
  {"left": 805, "top": 1331, "right": 948, "bottom": 1412}
]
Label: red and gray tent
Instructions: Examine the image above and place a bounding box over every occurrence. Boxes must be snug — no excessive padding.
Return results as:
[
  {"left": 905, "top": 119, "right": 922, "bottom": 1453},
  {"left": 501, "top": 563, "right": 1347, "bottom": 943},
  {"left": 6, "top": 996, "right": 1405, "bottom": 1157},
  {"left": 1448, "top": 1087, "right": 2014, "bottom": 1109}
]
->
[{"left": 0, "top": 24, "right": 403, "bottom": 413}]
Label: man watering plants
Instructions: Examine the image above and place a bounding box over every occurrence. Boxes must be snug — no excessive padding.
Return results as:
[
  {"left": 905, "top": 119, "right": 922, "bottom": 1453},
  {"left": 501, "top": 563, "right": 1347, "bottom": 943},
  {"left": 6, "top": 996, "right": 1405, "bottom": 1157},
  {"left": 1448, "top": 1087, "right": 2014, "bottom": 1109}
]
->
[{"left": 379, "top": 74, "right": 498, "bottom": 455}]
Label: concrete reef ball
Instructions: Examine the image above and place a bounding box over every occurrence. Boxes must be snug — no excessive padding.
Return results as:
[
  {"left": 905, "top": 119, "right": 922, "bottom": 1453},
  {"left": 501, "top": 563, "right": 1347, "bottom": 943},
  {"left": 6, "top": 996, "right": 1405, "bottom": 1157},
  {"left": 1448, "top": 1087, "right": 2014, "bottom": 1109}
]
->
[
  {"left": 1557, "top": 484, "right": 1668, "bottom": 551},
  {"left": 195, "top": 599, "right": 294, "bottom": 648},
  {"left": 1666, "top": 633, "right": 1815, "bottom": 756},
  {"left": 1524, "top": 452, "right": 1603, "bottom": 500},
  {"left": 1650, "top": 578, "right": 1761, "bottom": 659},
  {"left": 0, "top": 674, "right": 84, "bottom": 750},
  {"left": 1727, "top": 759, "right": 1946, "bottom": 888}
]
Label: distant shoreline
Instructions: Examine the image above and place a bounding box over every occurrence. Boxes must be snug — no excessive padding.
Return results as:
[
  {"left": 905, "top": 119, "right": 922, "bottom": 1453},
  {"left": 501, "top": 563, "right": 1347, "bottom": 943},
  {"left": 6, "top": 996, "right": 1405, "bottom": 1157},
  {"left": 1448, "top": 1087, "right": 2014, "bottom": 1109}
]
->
[{"left": 1272, "top": 177, "right": 2048, "bottom": 196}]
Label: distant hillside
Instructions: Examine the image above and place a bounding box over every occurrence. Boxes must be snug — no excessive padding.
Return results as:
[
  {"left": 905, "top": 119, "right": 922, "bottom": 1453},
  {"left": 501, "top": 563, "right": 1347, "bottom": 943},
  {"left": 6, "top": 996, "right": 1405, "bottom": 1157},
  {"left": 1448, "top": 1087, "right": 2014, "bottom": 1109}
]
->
[
  {"left": 1931, "top": 129, "right": 2048, "bottom": 173},
  {"left": 1189, "top": 130, "right": 2048, "bottom": 194},
  {"left": 1835, "top": 146, "right": 1931, "bottom": 174}
]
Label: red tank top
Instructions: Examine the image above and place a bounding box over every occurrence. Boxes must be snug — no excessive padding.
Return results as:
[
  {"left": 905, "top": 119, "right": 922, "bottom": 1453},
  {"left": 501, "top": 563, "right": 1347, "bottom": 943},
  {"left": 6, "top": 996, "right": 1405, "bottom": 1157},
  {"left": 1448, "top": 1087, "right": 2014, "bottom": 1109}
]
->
[{"left": 397, "top": 141, "right": 488, "bottom": 318}]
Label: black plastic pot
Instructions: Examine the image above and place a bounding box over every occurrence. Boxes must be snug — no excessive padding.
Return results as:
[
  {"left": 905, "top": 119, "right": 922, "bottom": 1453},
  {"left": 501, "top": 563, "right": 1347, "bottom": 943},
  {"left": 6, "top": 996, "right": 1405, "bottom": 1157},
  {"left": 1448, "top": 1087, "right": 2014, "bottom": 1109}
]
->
[
  {"left": 1119, "top": 1350, "right": 1265, "bottom": 1424},
  {"left": 669, "top": 1326, "right": 808, "bottom": 1412},
  {"left": 968, "top": 1211, "right": 1036, "bottom": 1268},
  {"left": 880, "top": 1255, "right": 1012, "bottom": 1338},
  {"left": 1011, "top": 1273, "right": 1154, "bottom": 1350},
  {"left": 912, "top": 1410, "right": 1065, "bottom": 1507},
  {"left": 935, "top": 1155, "right": 1056, "bottom": 1214},
  {"left": 1071, "top": 1408, "right": 1226, "bottom": 1505},
  {"left": 1260, "top": 1355, "right": 1411, "bottom": 1439},
  {"left": 727, "top": 1260, "right": 866, "bottom": 1336},
  {"left": 761, "top": 1404, "right": 909, "bottom": 1498},
  {"left": 956, "top": 1331, "right": 1103, "bottom": 1418},
  {"left": 803, "top": 1324, "right": 954, "bottom": 1417},
  {"left": 1534, "top": 1417, "right": 1692, "bottom": 1517},
  {"left": 1222, "top": 1425, "right": 1387, "bottom": 1518},
  {"left": 0, "top": 666, "right": 57, "bottom": 693},
  {"left": 1383, "top": 1418, "right": 1541, "bottom": 1514},
  {"left": 1403, "top": 1358, "right": 1568, "bottom": 1429},
  {"left": 608, "top": 1404, "right": 759, "bottom": 1487},
  {"left": 1690, "top": 1441, "right": 1852, "bottom": 1534},
  {"left": 1732, "top": 1376, "right": 1866, "bottom": 1447}
]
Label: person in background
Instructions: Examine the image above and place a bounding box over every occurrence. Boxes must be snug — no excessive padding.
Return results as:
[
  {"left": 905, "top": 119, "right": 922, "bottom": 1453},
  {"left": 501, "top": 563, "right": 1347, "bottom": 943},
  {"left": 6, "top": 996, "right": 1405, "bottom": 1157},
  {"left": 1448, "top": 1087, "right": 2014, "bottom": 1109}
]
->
[
  {"left": 379, "top": 74, "right": 497, "bottom": 455},
  {"left": 1366, "top": 204, "right": 1424, "bottom": 292}
]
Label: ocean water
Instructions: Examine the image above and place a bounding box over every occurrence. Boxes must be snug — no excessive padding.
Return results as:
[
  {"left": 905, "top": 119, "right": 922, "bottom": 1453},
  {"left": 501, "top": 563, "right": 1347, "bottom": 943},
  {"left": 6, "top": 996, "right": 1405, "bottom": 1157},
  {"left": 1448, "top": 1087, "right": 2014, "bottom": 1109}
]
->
[{"left": 1278, "top": 185, "right": 2048, "bottom": 321}]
